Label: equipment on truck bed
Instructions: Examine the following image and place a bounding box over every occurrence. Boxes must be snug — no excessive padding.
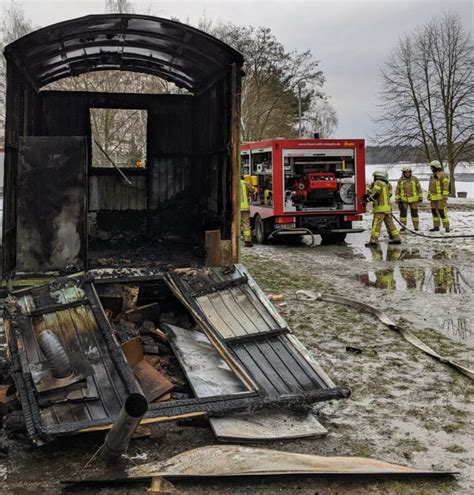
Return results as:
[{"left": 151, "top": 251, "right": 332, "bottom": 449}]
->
[{"left": 241, "top": 138, "right": 366, "bottom": 244}]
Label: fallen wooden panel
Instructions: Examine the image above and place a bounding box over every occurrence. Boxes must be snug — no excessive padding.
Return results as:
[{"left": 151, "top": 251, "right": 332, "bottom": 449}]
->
[
  {"left": 165, "top": 323, "right": 328, "bottom": 441},
  {"left": 210, "top": 410, "right": 327, "bottom": 442},
  {"left": 166, "top": 264, "right": 339, "bottom": 402},
  {"left": 5, "top": 276, "right": 143, "bottom": 444},
  {"left": 168, "top": 264, "right": 286, "bottom": 339},
  {"left": 128, "top": 445, "right": 457, "bottom": 478}
]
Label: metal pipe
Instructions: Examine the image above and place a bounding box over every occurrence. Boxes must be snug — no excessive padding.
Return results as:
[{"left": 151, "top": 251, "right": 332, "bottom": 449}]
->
[
  {"left": 102, "top": 393, "right": 148, "bottom": 459},
  {"left": 93, "top": 139, "right": 133, "bottom": 185},
  {"left": 268, "top": 228, "right": 315, "bottom": 245}
]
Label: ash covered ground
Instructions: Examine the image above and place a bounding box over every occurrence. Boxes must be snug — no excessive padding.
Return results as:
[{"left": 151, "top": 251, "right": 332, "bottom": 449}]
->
[{"left": 0, "top": 208, "right": 473, "bottom": 495}]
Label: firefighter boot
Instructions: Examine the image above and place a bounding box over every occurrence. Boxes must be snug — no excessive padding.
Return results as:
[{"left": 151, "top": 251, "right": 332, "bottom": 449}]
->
[
  {"left": 389, "top": 239, "right": 401, "bottom": 245},
  {"left": 365, "top": 241, "right": 378, "bottom": 247},
  {"left": 245, "top": 240, "right": 253, "bottom": 247},
  {"left": 429, "top": 227, "right": 440, "bottom": 232},
  {"left": 412, "top": 211, "right": 419, "bottom": 231}
]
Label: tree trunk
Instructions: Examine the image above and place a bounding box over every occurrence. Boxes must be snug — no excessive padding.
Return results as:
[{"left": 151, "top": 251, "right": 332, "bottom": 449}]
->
[{"left": 448, "top": 162, "right": 456, "bottom": 197}]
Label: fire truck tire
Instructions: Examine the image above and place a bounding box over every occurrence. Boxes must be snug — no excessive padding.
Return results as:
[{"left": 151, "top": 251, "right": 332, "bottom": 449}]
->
[
  {"left": 320, "top": 233, "right": 346, "bottom": 245},
  {"left": 254, "top": 215, "right": 269, "bottom": 244}
]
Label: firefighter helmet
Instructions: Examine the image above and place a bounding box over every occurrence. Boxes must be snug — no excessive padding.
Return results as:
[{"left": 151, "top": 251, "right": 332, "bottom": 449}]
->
[
  {"left": 401, "top": 166, "right": 412, "bottom": 172},
  {"left": 373, "top": 170, "right": 388, "bottom": 180},
  {"left": 429, "top": 160, "right": 443, "bottom": 170}
]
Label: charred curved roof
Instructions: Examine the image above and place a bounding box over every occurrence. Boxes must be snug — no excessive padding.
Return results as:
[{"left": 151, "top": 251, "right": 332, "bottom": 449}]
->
[{"left": 4, "top": 14, "right": 243, "bottom": 91}]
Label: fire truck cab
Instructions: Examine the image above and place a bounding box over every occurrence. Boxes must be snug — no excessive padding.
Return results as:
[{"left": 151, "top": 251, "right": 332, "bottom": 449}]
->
[{"left": 241, "top": 138, "right": 366, "bottom": 244}]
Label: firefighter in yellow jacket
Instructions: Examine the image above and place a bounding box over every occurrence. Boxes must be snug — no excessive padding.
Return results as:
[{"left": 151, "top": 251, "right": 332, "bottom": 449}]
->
[
  {"left": 240, "top": 178, "right": 256, "bottom": 247},
  {"left": 363, "top": 170, "right": 401, "bottom": 247},
  {"left": 395, "top": 166, "right": 423, "bottom": 231},
  {"left": 428, "top": 160, "right": 450, "bottom": 232}
]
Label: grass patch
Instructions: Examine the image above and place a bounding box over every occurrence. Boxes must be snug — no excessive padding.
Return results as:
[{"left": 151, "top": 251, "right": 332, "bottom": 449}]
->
[
  {"left": 396, "top": 437, "right": 428, "bottom": 453},
  {"left": 443, "top": 422, "right": 465, "bottom": 433},
  {"left": 446, "top": 444, "right": 467, "bottom": 454},
  {"left": 444, "top": 404, "right": 467, "bottom": 418}
]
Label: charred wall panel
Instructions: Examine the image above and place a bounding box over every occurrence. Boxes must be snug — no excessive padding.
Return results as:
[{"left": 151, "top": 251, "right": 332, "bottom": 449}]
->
[
  {"left": 16, "top": 137, "right": 87, "bottom": 272},
  {"left": 40, "top": 92, "right": 90, "bottom": 137},
  {"left": 2, "top": 62, "right": 43, "bottom": 276},
  {"left": 40, "top": 91, "right": 196, "bottom": 241},
  {"left": 192, "top": 76, "right": 232, "bottom": 240},
  {"left": 148, "top": 97, "right": 193, "bottom": 241},
  {"left": 89, "top": 175, "right": 147, "bottom": 211}
]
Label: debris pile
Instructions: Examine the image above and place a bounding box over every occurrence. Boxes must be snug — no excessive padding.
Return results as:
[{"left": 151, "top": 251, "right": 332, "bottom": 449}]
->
[{"left": 0, "top": 265, "right": 348, "bottom": 447}]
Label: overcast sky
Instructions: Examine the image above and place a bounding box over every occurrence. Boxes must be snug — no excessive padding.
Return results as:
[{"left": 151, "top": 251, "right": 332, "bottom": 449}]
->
[{"left": 6, "top": 0, "right": 473, "bottom": 142}]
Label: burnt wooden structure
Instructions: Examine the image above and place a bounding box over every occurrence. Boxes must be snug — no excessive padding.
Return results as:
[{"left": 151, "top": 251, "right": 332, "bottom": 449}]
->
[
  {"left": 2, "top": 14, "right": 243, "bottom": 276},
  {"left": 2, "top": 16, "right": 350, "bottom": 445}
]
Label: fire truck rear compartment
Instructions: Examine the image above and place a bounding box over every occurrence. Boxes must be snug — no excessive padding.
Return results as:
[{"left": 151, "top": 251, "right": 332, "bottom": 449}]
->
[{"left": 285, "top": 155, "right": 357, "bottom": 212}]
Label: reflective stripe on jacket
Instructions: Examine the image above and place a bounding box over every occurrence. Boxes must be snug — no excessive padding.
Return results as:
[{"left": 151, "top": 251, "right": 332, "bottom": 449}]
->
[
  {"left": 240, "top": 180, "right": 249, "bottom": 211},
  {"left": 428, "top": 171, "right": 449, "bottom": 201},
  {"left": 395, "top": 176, "right": 422, "bottom": 203},
  {"left": 367, "top": 180, "right": 392, "bottom": 213}
]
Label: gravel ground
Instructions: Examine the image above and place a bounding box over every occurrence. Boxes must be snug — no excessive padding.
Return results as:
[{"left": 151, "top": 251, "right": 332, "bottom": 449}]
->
[{"left": 1, "top": 209, "right": 473, "bottom": 495}]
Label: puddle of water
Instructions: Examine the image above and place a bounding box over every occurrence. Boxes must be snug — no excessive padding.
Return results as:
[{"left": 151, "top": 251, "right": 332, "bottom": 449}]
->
[
  {"left": 348, "top": 242, "right": 458, "bottom": 262},
  {"left": 359, "top": 266, "right": 469, "bottom": 293}
]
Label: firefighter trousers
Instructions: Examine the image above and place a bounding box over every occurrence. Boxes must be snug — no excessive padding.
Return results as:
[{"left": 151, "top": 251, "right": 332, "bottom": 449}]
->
[
  {"left": 430, "top": 200, "right": 449, "bottom": 229},
  {"left": 370, "top": 213, "right": 400, "bottom": 243},
  {"left": 240, "top": 210, "right": 251, "bottom": 242},
  {"left": 399, "top": 202, "right": 419, "bottom": 228}
]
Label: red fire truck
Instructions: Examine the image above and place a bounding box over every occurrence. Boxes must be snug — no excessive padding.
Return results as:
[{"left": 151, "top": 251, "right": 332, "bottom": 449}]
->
[{"left": 241, "top": 138, "right": 366, "bottom": 244}]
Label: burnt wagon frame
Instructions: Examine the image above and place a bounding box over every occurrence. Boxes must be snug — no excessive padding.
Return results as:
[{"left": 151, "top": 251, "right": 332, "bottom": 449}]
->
[{"left": 2, "top": 14, "right": 243, "bottom": 277}]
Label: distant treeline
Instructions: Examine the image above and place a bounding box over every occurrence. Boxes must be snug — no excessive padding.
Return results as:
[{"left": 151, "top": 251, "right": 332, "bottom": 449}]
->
[
  {"left": 366, "top": 145, "right": 428, "bottom": 164},
  {"left": 366, "top": 145, "right": 474, "bottom": 165}
]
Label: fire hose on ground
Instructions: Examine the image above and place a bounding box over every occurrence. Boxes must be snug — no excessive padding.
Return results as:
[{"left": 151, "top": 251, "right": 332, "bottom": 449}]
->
[
  {"left": 296, "top": 290, "right": 474, "bottom": 381},
  {"left": 390, "top": 213, "right": 474, "bottom": 239}
]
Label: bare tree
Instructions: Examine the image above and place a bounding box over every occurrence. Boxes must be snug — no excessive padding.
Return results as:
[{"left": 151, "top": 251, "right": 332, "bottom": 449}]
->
[
  {"left": 0, "top": 0, "right": 33, "bottom": 139},
  {"left": 301, "top": 96, "right": 338, "bottom": 138},
  {"left": 105, "top": 0, "right": 134, "bottom": 13},
  {"left": 376, "top": 12, "right": 473, "bottom": 195},
  {"left": 204, "top": 21, "right": 335, "bottom": 141}
]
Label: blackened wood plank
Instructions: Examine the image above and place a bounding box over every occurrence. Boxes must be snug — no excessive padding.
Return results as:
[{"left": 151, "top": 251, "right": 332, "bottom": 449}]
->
[{"left": 231, "top": 344, "right": 290, "bottom": 396}]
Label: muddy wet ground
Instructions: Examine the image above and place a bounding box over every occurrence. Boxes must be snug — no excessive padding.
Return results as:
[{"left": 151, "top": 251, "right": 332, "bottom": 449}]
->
[{"left": 1, "top": 208, "right": 473, "bottom": 494}]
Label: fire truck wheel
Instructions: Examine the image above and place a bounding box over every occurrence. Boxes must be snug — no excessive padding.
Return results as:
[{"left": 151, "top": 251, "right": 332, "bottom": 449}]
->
[
  {"left": 254, "top": 215, "right": 269, "bottom": 244},
  {"left": 320, "top": 233, "right": 346, "bottom": 245}
]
